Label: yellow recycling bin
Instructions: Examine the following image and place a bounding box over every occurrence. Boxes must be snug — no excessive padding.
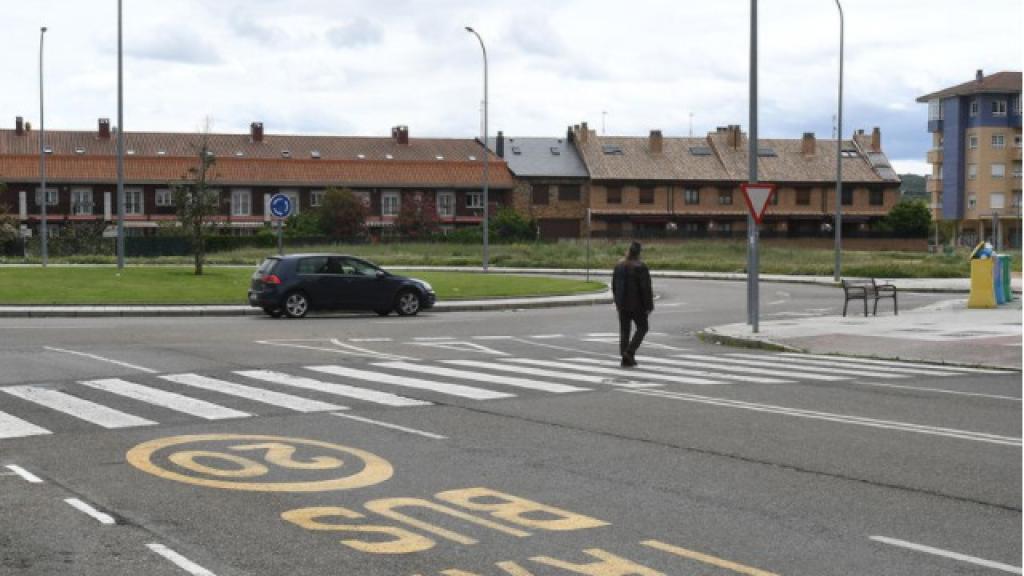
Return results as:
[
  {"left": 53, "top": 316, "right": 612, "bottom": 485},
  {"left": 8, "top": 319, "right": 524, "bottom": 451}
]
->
[{"left": 967, "top": 259, "right": 997, "bottom": 308}]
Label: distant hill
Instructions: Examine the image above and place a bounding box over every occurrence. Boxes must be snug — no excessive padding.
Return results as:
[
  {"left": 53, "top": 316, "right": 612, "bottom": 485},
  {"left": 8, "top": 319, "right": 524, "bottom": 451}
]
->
[{"left": 899, "top": 174, "right": 927, "bottom": 200}]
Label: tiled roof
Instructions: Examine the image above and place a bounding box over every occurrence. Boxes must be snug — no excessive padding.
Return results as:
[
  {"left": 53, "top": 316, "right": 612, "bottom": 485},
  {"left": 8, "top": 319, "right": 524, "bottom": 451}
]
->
[
  {"left": 916, "top": 71, "right": 1022, "bottom": 102},
  {"left": 485, "top": 136, "right": 589, "bottom": 178},
  {"left": 574, "top": 128, "right": 898, "bottom": 184},
  {"left": 0, "top": 155, "right": 514, "bottom": 188}
]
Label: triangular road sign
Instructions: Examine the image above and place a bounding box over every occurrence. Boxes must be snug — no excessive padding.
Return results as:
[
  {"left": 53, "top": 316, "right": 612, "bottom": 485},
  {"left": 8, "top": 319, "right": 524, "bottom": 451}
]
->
[{"left": 741, "top": 183, "right": 777, "bottom": 224}]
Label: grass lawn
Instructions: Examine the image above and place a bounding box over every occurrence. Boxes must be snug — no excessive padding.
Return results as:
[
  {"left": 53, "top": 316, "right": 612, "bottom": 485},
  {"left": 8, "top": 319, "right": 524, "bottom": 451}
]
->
[{"left": 0, "top": 267, "right": 605, "bottom": 305}]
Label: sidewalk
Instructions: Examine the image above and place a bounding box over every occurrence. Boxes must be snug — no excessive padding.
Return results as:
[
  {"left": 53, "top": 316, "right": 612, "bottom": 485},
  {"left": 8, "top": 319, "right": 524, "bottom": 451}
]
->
[{"left": 700, "top": 298, "right": 1022, "bottom": 370}]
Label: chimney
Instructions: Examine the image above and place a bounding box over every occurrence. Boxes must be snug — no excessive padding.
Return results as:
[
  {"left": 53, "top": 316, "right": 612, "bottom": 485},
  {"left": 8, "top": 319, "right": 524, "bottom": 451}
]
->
[
  {"left": 801, "top": 132, "right": 816, "bottom": 156},
  {"left": 496, "top": 130, "right": 504, "bottom": 158},
  {"left": 250, "top": 122, "right": 264, "bottom": 143},
  {"left": 15, "top": 116, "right": 24, "bottom": 135},
  {"left": 24, "top": 122, "right": 31, "bottom": 132},
  {"left": 577, "top": 122, "right": 589, "bottom": 143},
  {"left": 98, "top": 118, "right": 111, "bottom": 139},
  {"left": 976, "top": 69, "right": 984, "bottom": 83},
  {"left": 870, "top": 126, "right": 881, "bottom": 152},
  {"left": 567, "top": 125, "right": 575, "bottom": 143},
  {"left": 391, "top": 125, "right": 409, "bottom": 145},
  {"left": 649, "top": 130, "right": 663, "bottom": 154},
  {"left": 729, "top": 125, "right": 741, "bottom": 149}
]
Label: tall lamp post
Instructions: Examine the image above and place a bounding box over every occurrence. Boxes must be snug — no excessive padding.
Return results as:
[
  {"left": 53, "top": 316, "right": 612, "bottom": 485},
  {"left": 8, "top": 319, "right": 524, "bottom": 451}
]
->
[
  {"left": 116, "top": 0, "right": 126, "bottom": 270},
  {"left": 833, "top": 0, "right": 844, "bottom": 282},
  {"left": 39, "top": 26, "right": 48, "bottom": 268},
  {"left": 465, "top": 26, "right": 489, "bottom": 271}
]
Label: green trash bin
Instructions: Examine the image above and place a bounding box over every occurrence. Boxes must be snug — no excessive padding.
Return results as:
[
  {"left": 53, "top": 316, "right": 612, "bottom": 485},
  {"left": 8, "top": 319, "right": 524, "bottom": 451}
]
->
[{"left": 1000, "top": 255, "right": 1013, "bottom": 302}]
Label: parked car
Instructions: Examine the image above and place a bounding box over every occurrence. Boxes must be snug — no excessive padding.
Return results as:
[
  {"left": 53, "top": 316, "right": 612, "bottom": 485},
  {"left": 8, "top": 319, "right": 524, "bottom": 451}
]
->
[{"left": 248, "top": 254, "right": 436, "bottom": 318}]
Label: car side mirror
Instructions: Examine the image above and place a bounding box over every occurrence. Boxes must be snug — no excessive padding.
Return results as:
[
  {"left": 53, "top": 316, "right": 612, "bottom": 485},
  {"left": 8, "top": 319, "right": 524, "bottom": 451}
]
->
[{"left": 375, "top": 270, "right": 387, "bottom": 279}]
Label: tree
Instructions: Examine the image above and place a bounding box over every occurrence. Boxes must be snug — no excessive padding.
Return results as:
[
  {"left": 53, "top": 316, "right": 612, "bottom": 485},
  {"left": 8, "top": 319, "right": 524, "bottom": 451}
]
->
[
  {"left": 172, "top": 133, "right": 222, "bottom": 275},
  {"left": 0, "top": 184, "right": 17, "bottom": 245},
  {"left": 491, "top": 207, "right": 536, "bottom": 242},
  {"left": 898, "top": 173, "right": 927, "bottom": 201},
  {"left": 882, "top": 198, "right": 931, "bottom": 237},
  {"left": 394, "top": 191, "right": 440, "bottom": 240},
  {"left": 317, "top": 187, "right": 368, "bottom": 240}
]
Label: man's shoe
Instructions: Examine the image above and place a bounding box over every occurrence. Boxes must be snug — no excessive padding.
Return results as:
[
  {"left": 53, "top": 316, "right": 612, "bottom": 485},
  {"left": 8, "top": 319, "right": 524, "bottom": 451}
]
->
[{"left": 620, "top": 356, "right": 634, "bottom": 368}]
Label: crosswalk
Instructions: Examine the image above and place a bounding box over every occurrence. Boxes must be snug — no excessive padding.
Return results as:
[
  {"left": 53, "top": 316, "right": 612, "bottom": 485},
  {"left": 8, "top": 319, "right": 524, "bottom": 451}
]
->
[{"left": 0, "top": 353, "right": 1011, "bottom": 441}]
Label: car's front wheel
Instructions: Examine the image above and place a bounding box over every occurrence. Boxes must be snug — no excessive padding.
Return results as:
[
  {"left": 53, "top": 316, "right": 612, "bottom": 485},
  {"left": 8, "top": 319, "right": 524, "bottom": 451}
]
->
[
  {"left": 394, "top": 290, "right": 421, "bottom": 316},
  {"left": 283, "top": 292, "right": 310, "bottom": 318}
]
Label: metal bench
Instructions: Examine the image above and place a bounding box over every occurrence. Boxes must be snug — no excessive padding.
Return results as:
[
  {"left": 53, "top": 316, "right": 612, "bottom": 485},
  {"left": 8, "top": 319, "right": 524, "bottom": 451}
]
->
[{"left": 841, "top": 278, "right": 898, "bottom": 317}]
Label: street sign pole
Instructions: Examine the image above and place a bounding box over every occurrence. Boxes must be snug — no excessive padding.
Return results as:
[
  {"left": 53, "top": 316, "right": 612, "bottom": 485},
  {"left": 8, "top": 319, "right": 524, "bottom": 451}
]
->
[
  {"left": 276, "top": 219, "right": 283, "bottom": 256},
  {"left": 585, "top": 208, "right": 592, "bottom": 283},
  {"left": 269, "top": 193, "right": 292, "bottom": 257},
  {"left": 748, "top": 0, "right": 759, "bottom": 332}
]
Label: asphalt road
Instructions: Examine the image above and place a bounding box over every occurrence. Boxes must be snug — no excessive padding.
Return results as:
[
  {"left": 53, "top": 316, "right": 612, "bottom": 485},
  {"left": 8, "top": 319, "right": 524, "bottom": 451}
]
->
[{"left": 1, "top": 278, "right": 1020, "bottom": 576}]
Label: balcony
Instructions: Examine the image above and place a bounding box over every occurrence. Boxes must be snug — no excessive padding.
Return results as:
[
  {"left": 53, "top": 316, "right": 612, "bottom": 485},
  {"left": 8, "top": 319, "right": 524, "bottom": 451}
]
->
[
  {"left": 928, "top": 119, "right": 943, "bottom": 133},
  {"left": 1013, "top": 147, "right": 1022, "bottom": 161},
  {"left": 926, "top": 148, "right": 944, "bottom": 164},
  {"left": 925, "top": 177, "right": 943, "bottom": 194}
]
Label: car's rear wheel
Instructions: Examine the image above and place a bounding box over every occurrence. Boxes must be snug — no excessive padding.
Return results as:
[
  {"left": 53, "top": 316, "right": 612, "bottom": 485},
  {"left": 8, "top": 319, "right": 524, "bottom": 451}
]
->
[
  {"left": 263, "top": 307, "right": 283, "bottom": 318},
  {"left": 394, "top": 290, "right": 421, "bottom": 316},
  {"left": 283, "top": 292, "right": 310, "bottom": 318}
]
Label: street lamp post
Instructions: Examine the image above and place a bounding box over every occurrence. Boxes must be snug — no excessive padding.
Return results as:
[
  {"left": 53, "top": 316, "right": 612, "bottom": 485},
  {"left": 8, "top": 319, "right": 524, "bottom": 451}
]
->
[
  {"left": 465, "top": 26, "right": 489, "bottom": 271},
  {"left": 833, "top": 0, "right": 844, "bottom": 282},
  {"left": 39, "top": 26, "right": 48, "bottom": 268},
  {"left": 116, "top": 0, "right": 126, "bottom": 270}
]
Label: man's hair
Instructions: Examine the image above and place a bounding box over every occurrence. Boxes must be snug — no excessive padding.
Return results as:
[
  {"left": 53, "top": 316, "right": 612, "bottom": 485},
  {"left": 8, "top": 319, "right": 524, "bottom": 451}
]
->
[{"left": 626, "top": 241, "right": 642, "bottom": 260}]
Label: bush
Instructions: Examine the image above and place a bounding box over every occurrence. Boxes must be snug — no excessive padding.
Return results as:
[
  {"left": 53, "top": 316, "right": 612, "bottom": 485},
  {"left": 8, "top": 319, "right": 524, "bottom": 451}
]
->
[
  {"left": 491, "top": 208, "right": 537, "bottom": 242},
  {"left": 880, "top": 199, "right": 931, "bottom": 238}
]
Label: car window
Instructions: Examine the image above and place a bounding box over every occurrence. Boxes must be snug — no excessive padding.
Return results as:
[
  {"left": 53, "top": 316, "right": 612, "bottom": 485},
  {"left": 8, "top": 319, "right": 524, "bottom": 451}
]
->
[
  {"left": 343, "top": 258, "right": 380, "bottom": 277},
  {"left": 296, "top": 256, "right": 328, "bottom": 274},
  {"left": 257, "top": 258, "right": 279, "bottom": 274},
  {"left": 324, "top": 257, "right": 347, "bottom": 275}
]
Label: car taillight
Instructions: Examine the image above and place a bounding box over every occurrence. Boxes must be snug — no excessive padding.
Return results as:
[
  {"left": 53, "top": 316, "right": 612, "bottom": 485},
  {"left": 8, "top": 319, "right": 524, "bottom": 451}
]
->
[{"left": 262, "top": 274, "right": 282, "bottom": 285}]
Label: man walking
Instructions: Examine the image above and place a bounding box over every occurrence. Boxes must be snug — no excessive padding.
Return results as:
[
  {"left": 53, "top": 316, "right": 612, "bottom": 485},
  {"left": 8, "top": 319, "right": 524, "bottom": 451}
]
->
[{"left": 612, "top": 241, "right": 654, "bottom": 367}]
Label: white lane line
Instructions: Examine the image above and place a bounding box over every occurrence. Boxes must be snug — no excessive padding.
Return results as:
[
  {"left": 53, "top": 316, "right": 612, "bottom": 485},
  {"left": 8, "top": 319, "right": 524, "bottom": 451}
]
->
[
  {"left": 623, "top": 389, "right": 1022, "bottom": 446},
  {"left": 235, "top": 370, "right": 427, "bottom": 407},
  {"left": 348, "top": 338, "right": 392, "bottom": 342},
  {"left": 255, "top": 339, "right": 414, "bottom": 361},
  {"left": 78, "top": 379, "right": 250, "bottom": 421},
  {"left": 147, "top": 543, "right": 217, "bottom": 576},
  {"left": 373, "top": 361, "right": 590, "bottom": 394},
  {"left": 161, "top": 374, "right": 345, "bottom": 413},
  {"left": 472, "top": 335, "right": 515, "bottom": 340},
  {"left": 648, "top": 356, "right": 850, "bottom": 382},
  {"left": 504, "top": 358, "right": 720, "bottom": 386},
  {"left": 761, "top": 353, "right": 960, "bottom": 377},
  {"left": 530, "top": 334, "right": 564, "bottom": 339},
  {"left": 444, "top": 359, "right": 639, "bottom": 385},
  {"left": 305, "top": 365, "right": 514, "bottom": 400},
  {"left": 586, "top": 332, "right": 618, "bottom": 337},
  {"left": 853, "top": 381, "right": 1021, "bottom": 401},
  {"left": 679, "top": 354, "right": 906, "bottom": 379},
  {"left": 0, "top": 410, "right": 52, "bottom": 440},
  {"left": 4, "top": 464, "right": 44, "bottom": 483},
  {"left": 43, "top": 346, "right": 157, "bottom": 374},
  {"left": 64, "top": 498, "right": 115, "bottom": 525},
  {"left": 782, "top": 353, "right": 1015, "bottom": 375},
  {"left": 2, "top": 386, "right": 156, "bottom": 429},
  {"left": 331, "top": 413, "right": 447, "bottom": 440},
  {"left": 413, "top": 336, "right": 456, "bottom": 341},
  {"left": 568, "top": 357, "right": 792, "bottom": 384},
  {"left": 870, "top": 536, "right": 1022, "bottom": 574}
]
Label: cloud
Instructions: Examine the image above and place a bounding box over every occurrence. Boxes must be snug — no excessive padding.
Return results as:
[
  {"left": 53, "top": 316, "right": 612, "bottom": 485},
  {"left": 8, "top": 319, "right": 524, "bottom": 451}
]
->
[
  {"left": 327, "top": 18, "right": 383, "bottom": 48},
  {"left": 127, "top": 29, "right": 222, "bottom": 65},
  {"left": 229, "top": 14, "right": 287, "bottom": 45}
]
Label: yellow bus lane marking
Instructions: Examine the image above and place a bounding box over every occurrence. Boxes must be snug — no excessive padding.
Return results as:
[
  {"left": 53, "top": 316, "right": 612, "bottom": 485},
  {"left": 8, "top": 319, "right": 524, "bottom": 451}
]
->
[{"left": 642, "top": 539, "right": 780, "bottom": 576}]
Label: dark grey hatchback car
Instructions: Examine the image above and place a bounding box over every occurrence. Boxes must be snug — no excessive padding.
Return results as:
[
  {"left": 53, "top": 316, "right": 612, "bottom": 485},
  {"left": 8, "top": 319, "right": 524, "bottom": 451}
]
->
[{"left": 248, "top": 254, "right": 436, "bottom": 318}]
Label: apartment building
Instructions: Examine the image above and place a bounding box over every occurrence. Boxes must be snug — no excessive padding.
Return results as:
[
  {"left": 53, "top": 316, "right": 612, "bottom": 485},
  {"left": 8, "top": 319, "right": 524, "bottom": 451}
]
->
[
  {"left": 571, "top": 122, "right": 900, "bottom": 238},
  {"left": 0, "top": 119, "right": 513, "bottom": 238},
  {"left": 917, "top": 70, "right": 1022, "bottom": 248}
]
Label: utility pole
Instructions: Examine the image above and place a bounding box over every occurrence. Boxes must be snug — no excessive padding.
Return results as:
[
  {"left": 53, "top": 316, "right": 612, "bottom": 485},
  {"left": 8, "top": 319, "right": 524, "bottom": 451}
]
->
[
  {"left": 116, "top": 0, "right": 126, "bottom": 270},
  {"left": 39, "top": 26, "right": 48, "bottom": 267},
  {"left": 747, "top": 0, "right": 760, "bottom": 332}
]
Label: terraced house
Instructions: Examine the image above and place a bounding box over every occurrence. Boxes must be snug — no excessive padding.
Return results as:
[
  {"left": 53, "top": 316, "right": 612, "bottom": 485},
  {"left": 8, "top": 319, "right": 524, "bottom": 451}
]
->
[
  {"left": 0, "top": 119, "right": 513, "bottom": 239},
  {"left": 571, "top": 122, "right": 901, "bottom": 241}
]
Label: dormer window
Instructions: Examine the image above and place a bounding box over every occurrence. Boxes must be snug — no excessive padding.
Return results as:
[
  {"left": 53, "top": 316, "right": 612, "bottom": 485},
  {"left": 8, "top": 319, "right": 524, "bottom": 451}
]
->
[
  {"left": 468, "top": 155, "right": 476, "bottom": 161},
  {"left": 234, "top": 151, "right": 244, "bottom": 157},
  {"left": 157, "top": 150, "right": 167, "bottom": 156},
  {"left": 435, "top": 155, "right": 444, "bottom": 160},
  {"left": 550, "top": 147, "right": 561, "bottom": 155},
  {"left": 281, "top": 150, "right": 291, "bottom": 158},
  {"left": 310, "top": 150, "right": 321, "bottom": 159},
  {"left": 601, "top": 145, "right": 624, "bottom": 155},
  {"left": 43, "top": 146, "right": 53, "bottom": 154},
  {"left": 357, "top": 154, "right": 366, "bottom": 159},
  {"left": 385, "top": 153, "right": 394, "bottom": 160},
  {"left": 74, "top": 146, "right": 85, "bottom": 154},
  {"left": 127, "top": 149, "right": 136, "bottom": 155},
  {"left": 511, "top": 146, "right": 522, "bottom": 155}
]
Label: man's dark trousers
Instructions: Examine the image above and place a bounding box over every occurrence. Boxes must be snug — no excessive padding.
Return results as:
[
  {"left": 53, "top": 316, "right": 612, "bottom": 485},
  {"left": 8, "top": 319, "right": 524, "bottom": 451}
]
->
[{"left": 618, "top": 307, "right": 649, "bottom": 359}]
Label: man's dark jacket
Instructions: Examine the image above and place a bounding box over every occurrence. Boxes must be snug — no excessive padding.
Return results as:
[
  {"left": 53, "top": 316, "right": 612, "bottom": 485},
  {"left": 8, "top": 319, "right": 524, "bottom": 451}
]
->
[{"left": 612, "top": 260, "right": 654, "bottom": 312}]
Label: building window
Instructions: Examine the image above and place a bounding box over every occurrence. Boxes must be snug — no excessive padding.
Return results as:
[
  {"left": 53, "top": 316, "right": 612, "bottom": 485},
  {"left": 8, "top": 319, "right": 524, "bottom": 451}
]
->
[
  {"left": 719, "top": 222, "right": 732, "bottom": 233},
  {"left": 1012, "top": 191, "right": 1022, "bottom": 208},
  {"left": 992, "top": 100, "right": 1008, "bottom": 116},
  {"left": 558, "top": 185, "right": 581, "bottom": 202},
  {"left": 606, "top": 186, "right": 622, "bottom": 204},
  {"left": 155, "top": 188, "right": 173, "bottom": 207},
  {"left": 353, "top": 191, "right": 371, "bottom": 210},
  {"left": 992, "top": 164, "right": 1005, "bottom": 178},
  {"left": 382, "top": 191, "right": 400, "bottom": 216},
  {"left": 310, "top": 190, "right": 325, "bottom": 207},
  {"left": 968, "top": 164, "right": 978, "bottom": 180},
  {"left": 231, "top": 189, "right": 252, "bottom": 216},
  {"left": 639, "top": 187, "right": 655, "bottom": 204},
  {"left": 1015, "top": 135, "right": 1022, "bottom": 148},
  {"left": 280, "top": 190, "right": 300, "bottom": 215},
  {"left": 968, "top": 194, "right": 977, "bottom": 209},
  {"left": 869, "top": 189, "right": 884, "bottom": 206},
  {"left": 718, "top": 190, "right": 733, "bottom": 205},
  {"left": 684, "top": 189, "right": 699, "bottom": 205},
  {"left": 1014, "top": 162, "right": 1022, "bottom": 178},
  {"left": 969, "top": 135, "right": 979, "bottom": 149},
  {"left": 841, "top": 188, "right": 853, "bottom": 205},
  {"left": 927, "top": 99, "right": 943, "bottom": 121},
  {"left": 126, "top": 189, "right": 143, "bottom": 215},
  {"left": 437, "top": 191, "right": 455, "bottom": 217},
  {"left": 71, "top": 189, "right": 93, "bottom": 215},
  {"left": 991, "top": 193, "right": 1006, "bottom": 210},
  {"left": 969, "top": 99, "right": 979, "bottom": 117},
  {"left": 35, "top": 188, "right": 58, "bottom": 207},
  {"left": 992, "top": 134, "right": 1006, "bottom": 149},
  {"left": 466, "top": 191, "right": 483, "bottom": 209},
  {"left": 1015, "top": 96, "right": 1022, "bottom": 116},
  {"left": 796, "top": 188, "right": 811, "bottom": 205},
  {"left": 532, "top": 184, "right": 549, "bottom": 205}
]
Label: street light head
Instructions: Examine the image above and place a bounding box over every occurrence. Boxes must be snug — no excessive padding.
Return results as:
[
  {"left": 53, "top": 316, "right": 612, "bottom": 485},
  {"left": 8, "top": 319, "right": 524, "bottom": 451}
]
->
[
  {"left": 465, "top": 26, "right": 474, "bottom": 32},
  {"left": 41, "top": 26, "right": 47, "bottom": 33}
]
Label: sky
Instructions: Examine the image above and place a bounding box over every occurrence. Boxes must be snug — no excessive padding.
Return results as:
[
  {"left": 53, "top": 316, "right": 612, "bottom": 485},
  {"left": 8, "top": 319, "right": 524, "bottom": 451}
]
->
[{"left": 3, "top": 1, "right": 1022, "bottom": 175}]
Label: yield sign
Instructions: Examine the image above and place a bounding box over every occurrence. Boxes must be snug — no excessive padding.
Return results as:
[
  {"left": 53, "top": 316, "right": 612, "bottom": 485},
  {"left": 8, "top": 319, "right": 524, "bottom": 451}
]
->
[{"left": 741, "top": 183, "right": 777, "bottom": 225}]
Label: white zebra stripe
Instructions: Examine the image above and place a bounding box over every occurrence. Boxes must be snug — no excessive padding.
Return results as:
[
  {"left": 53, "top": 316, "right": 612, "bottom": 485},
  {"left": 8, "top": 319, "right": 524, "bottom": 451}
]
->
[
  {"left": 2, "top": 386, "right": 155, "bottom": 429},
  {"left": 161, "top": 373, "right": 345, "bottom": 413},
  {"left": 779, "top": 353, "right": 1014, "bottom": 375},
  {"left": 741, "top": 353, "right": 959, "bottom": 376},
  {"left": 0, "top": 410, "right": 52, "bottom": 440},
  {"left": 79, "top": 379, "right": 250, "bottom": 421},
  {"left": 442, "top": 360, "right": 629, "bottom": 385},
  {"left": 304, "top": 365, "right": 514, "bottom": 400},
  {"left": 373, "top": 362, "right": 590, "bottom": 393},
  {"left": 645, "top": 355, "right": 850, "bottom": 381},
  {"left": 567, "top": 357, "right": 792, "bottom": 384},
  {"left": 673, "top": 354, "right": 905, "bottom": 379},
  {"left": 502, "top": 358, "right": 721, "bottom": 386},
  {"left": 235, "top": 370, "right": 431, "bottom": 407}
]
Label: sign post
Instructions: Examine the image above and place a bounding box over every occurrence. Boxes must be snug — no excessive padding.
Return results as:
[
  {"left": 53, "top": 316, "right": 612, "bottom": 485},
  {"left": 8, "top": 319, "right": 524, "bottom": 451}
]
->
[
  {"left": 269, "top": 194, "right": 293, "bottom": 256},
  {"left": 741, "top": 182, "right": 776, "bottom": 334},
  {"left": 585, "top": 208, "right": 592, "bottom": 283}
]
